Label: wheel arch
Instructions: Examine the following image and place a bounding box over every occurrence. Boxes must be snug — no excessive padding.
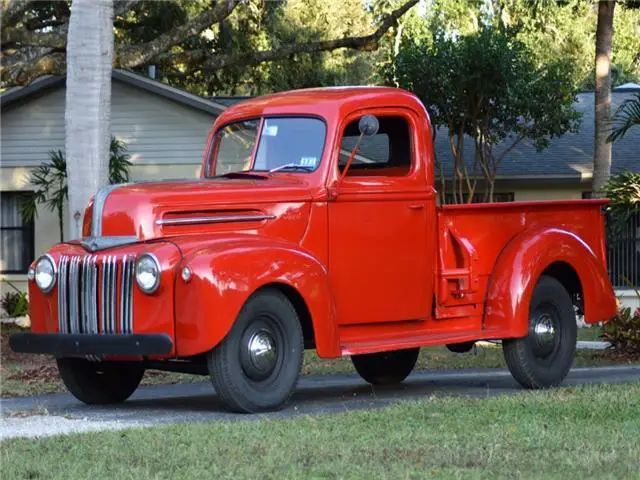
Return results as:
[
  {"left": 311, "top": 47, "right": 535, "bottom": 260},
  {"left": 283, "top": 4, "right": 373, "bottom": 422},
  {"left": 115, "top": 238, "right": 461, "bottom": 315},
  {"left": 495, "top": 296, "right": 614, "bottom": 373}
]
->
[
  {"left": 173, "top": 236, "right": 340, "bottom": 358},
  {"left": 256, "top": 282, "right": 316, "bottom": 350},
  {"left": 541, "top": 261, "right": 583, "bottom": 314},
  {"left": 484, "top": 227, "right": 617, "bottom": 338}
]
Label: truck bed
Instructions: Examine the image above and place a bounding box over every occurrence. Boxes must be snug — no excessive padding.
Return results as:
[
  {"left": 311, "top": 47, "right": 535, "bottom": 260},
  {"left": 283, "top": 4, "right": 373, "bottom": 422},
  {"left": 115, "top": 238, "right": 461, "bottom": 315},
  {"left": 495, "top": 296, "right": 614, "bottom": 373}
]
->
[{"left": 436, "top": 199, "right": 609, "bottom": 322}]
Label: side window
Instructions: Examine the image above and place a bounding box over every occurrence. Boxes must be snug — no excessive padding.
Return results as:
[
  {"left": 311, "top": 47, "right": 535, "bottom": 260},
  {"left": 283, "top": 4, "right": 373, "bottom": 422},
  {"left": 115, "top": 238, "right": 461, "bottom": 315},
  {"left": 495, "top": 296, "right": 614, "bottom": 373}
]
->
[
  {"left": 339, "top": 116, "right": 412, "bottom": 176},
  {"left": 0, "top": 192, "right": 35, "bottom": 274}
]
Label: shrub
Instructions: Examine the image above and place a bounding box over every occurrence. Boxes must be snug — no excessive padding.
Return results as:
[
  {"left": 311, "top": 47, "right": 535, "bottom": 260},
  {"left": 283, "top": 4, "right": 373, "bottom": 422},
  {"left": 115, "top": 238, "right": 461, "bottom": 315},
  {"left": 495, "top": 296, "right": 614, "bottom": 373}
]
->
[
  {"left": 0, "top": 283, "right": 29, "bottom": 318},
  {"left": 602, "top": 287, "right": 640, "bottom": 354}
]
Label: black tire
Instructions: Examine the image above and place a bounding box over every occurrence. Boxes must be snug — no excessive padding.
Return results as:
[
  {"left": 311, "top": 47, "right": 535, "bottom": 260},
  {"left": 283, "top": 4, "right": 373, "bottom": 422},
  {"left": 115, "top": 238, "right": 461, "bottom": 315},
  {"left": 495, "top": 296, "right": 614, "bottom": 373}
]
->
[
  {"left": 208, "top": 288, "right": 304, "bottom": 413},
  {"left": 351, "top": 348, "right": 420, "bottom": 385},
  {"left": 503, "top": 275, "right": 577, "bottom": 389},
  {"left": 57, "top": 358, "right": 144, "bottom": 405}
]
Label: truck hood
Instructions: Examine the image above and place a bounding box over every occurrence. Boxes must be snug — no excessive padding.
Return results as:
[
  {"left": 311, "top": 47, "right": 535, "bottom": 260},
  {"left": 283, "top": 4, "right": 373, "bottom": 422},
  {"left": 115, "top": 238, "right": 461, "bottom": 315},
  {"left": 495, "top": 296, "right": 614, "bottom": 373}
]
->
[{"left": 94, "top": 177, "right": 314, "bottom": 242}]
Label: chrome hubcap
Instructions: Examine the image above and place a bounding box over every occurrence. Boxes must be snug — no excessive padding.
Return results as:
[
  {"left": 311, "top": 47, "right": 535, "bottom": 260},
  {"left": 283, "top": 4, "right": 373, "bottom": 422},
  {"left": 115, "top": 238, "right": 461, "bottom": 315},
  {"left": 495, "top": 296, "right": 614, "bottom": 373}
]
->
[
  {"left": 532, "top": 312, "right": 557, "bottom": 358},
  {"left": 242, "top": 329, "right": 277, "bottom": 380}
]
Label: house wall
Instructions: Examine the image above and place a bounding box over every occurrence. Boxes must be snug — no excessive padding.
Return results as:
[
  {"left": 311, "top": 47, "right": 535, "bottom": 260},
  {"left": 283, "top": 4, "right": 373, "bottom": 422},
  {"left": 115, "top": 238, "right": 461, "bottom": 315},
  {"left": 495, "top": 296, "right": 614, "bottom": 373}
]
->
[
  {"left": 1, "top": 82, "right": 214, "bottom": 167},
  {"left": 513, "top": 186, "right": 584, "bottom": 201}
]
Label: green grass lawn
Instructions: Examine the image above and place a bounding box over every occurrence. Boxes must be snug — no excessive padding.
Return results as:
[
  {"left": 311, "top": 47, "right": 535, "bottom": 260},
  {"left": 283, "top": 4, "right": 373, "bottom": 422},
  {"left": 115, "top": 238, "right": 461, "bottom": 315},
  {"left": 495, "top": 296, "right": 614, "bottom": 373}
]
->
[
  {"left": 2, "top": 382, "right": 639, "bottom": 479},
  {"left": 2, "top": 344, "right": 636, "bottom": 398}
]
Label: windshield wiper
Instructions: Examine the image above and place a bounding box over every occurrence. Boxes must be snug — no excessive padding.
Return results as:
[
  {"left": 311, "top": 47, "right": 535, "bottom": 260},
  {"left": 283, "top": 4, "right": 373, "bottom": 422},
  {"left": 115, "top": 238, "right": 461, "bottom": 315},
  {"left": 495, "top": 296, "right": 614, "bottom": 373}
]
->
[
  {"left": 269, "top": 163, "right": 314, "bottom": 173},
  {"left": 214, "top": 171, "right": 269, "bottom": 180}
]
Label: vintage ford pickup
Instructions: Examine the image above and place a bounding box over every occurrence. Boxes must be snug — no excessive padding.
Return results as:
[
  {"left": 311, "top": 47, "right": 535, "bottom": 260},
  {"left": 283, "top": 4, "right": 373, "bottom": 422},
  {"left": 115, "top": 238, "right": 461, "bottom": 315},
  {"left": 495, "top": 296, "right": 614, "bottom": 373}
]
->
[{"left": 11, "top": 87, "right": 617, "bottom": 413}]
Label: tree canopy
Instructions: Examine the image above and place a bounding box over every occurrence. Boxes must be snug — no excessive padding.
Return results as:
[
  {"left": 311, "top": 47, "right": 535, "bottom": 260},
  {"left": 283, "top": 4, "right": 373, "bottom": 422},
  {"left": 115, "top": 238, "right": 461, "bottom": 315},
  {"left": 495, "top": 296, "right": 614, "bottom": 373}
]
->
[
  {"left": 391, "top": 4, "right": 582, "bottom": 202},
  {"left": 0, "top": 0, "right": 418, "bottom": 93}
]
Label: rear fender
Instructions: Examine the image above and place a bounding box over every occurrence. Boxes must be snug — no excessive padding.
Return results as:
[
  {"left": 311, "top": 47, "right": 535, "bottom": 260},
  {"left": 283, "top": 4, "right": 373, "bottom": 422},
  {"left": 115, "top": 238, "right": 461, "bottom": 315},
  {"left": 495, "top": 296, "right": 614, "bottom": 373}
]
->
[
  {"left": 484, "top": 227, "right": 617, "bottom": 338},
  {"left": 174, "top": 237, "right": 339, "bottom": 358}
]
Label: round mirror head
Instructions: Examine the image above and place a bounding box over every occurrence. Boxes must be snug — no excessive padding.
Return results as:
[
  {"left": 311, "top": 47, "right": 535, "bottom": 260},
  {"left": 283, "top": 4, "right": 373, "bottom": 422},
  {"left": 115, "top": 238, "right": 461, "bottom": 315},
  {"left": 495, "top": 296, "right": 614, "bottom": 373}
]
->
[{"left": 358, "top": 115, "right": 379, "bottom": 137}]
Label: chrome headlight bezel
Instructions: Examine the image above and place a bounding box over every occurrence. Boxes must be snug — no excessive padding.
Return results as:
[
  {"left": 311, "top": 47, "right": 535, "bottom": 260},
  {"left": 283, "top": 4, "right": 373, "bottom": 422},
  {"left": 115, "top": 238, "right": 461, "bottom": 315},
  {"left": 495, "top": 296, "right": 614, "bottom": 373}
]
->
[
  {"left": 34, "top": 254, "right": 57, "bottom": 293},
  {"left": 135, "top": 253, "right": 161, "bottom": 294}
]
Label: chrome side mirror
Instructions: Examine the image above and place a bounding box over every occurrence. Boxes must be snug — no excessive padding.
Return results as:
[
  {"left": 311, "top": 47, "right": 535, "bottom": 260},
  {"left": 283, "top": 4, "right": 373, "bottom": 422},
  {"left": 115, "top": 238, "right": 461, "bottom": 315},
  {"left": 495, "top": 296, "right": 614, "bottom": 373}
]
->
[{"left": 358, "top": 115, "right": 379, "bottom": 137}]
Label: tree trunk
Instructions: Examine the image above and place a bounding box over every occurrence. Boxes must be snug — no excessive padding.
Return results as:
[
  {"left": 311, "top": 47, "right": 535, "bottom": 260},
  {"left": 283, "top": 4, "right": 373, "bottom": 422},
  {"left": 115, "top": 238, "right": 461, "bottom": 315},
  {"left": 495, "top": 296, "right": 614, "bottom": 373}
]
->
[
  {"left": 65, "top": 0, "right": 113, "bottom": 239},
  {"left": 593, "top": 0, "right": 616, "bottom": 197}
]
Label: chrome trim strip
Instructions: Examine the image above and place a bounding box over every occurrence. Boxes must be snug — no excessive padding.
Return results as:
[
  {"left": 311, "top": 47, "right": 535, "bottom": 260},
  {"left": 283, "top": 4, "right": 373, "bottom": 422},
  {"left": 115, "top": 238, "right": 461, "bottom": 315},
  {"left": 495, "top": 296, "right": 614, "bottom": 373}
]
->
[
  {"left": 155, "top": 214, "right": 276, "bottom": 227},
  {"left": 91, "top": 184, "right": 129, "bottom": 236},
  {"left": 110, "top": 256, "right": 118, "bottom": 334},
  {"left": 120, "top": 255, "right": 127, "bottom": 334},
  {"left": 58, "top": 256, "right": 68, "bottom": 333},
  {"left": 100, "top": 256, "right": 107, "bottom": 333}
]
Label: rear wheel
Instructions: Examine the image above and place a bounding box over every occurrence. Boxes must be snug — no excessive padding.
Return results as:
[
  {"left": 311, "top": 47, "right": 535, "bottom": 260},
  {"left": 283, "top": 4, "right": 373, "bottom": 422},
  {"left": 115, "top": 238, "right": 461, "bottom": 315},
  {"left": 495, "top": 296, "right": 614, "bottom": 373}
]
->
[
  {"left": 351, "top": 348, "right": 419, "bottom": 385},
  {"left": 208, "top": 288, "right": 304, "bottom": 413},
  {"left": 503, "top": 275, "right": 577, "bottom": 389},
  {"left": 57, "top": 358, "right": 144, "bottom": 404}
]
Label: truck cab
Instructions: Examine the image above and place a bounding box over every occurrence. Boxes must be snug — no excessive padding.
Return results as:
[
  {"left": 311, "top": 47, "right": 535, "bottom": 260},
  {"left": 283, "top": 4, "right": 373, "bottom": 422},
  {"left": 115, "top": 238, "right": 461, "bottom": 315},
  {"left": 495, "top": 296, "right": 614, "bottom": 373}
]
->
[{"left": 12, "top": 87, "right": 617, "bottom": 413}]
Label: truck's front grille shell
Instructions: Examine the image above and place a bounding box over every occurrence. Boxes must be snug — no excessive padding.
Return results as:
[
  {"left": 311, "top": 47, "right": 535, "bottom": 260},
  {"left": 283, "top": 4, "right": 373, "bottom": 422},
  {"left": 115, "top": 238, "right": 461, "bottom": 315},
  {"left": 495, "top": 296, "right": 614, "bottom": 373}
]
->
[{"left": 57, "top": 254, "right": 135, "bottom": 335}]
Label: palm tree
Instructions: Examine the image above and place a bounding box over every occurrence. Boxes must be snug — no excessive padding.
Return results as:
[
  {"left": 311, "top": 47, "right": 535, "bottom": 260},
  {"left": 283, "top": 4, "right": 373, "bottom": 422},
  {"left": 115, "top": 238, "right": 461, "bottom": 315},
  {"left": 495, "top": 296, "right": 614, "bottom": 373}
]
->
[
  {"left": 21, "top": 138, "right": 132, "bottom": 242},
  {"left": 65, "top": 0, "right": 114, "bottom": 239},
  {"left": 608, "top": 93, "right": 640, "bottom": 142},
  {"left": 592, "top": 0, "right": 616, "bottom": 197}
]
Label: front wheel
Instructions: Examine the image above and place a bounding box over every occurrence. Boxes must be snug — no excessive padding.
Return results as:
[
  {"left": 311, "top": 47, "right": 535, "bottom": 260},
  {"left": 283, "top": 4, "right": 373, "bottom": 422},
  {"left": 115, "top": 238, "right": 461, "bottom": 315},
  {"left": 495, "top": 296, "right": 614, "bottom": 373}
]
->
[
  {"left": 208, "top": 288, "right": 304, "bottom": 413},
  {"left": 351, "top": 348, "right": 420, "bottom": 385},
  {"left": 57, "top": 358, "right": 144, "bottom": 404},
  {"left": 503, "top": 275, "right": 577, "bottom": 389}
]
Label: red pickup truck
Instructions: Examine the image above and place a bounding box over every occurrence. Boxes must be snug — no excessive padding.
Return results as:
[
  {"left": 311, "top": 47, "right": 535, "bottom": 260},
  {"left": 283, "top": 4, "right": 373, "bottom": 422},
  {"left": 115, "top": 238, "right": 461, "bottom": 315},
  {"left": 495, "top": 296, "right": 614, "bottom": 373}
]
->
[{"left": 12, "top": 87, "right": 617, "bottom": 413}]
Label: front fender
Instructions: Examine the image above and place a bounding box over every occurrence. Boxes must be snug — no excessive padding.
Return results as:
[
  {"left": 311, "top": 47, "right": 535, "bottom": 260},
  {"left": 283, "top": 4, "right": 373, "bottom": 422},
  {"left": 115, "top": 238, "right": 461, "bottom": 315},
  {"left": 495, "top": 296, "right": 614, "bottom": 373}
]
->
[
  {"left": 173, "top": 236, "right": 339, "bottom": 358},
  {"left": 484, "top": 227, "right": 617, "bottom": 338}
]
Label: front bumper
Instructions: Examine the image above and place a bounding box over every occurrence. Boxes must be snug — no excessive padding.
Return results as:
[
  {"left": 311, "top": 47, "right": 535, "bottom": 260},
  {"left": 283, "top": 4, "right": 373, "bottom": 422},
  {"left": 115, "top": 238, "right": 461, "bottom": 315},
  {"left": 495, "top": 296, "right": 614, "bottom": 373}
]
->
[{"left": 9, "top": 333, "right": 173, "bottom": 356}]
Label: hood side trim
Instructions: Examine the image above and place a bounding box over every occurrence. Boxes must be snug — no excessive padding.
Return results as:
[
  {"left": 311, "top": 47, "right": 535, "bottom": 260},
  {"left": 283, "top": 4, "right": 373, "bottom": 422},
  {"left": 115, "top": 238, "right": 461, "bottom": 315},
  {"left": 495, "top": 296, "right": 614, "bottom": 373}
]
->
[
  {"left": 92, "top": 183, "right": 130, "bottom": 236},
  {"left": 156, "top": 214, "right": 276, "bottom": 227}
]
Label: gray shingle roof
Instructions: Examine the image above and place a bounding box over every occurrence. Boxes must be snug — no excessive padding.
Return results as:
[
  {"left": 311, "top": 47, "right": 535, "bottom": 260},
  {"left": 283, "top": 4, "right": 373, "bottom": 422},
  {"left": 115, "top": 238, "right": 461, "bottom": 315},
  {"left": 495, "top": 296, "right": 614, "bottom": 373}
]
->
[{"left": 434, "top": 86, "right": 640, "bottom": 180}]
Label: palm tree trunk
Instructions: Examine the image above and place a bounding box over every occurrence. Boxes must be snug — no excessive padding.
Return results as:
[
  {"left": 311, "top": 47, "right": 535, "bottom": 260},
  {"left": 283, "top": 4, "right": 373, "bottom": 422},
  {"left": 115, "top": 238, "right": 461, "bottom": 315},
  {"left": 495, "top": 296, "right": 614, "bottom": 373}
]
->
[
  {"left": 593, "top": 0, "right": 616, "bottom": 197},
  {"left": 65, "top": 0, "right": 113, "bottom": 239}
]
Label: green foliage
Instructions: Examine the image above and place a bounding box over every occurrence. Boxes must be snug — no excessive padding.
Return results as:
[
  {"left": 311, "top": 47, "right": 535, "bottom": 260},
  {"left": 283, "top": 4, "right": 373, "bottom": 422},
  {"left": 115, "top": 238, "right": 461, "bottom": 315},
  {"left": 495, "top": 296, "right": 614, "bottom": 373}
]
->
[
  {"left": 608, "top": 92, "right": 640, "bottom": 143},
  {"left": 603, "top": 301, "right": 640, "bottom": 354},
  {"left": 21, "top": 137, "right": 132, "bottom": 241},
  {"left": 0, "top": 281, "right": 28, "bottom": 318},
  {"left": 108, "top": 137, "right": 133, "bottom": 184},
  {"left": 392, "top": 23, "right": 580, "bottom": 202},
  {"left": 601, "top": 172, "right": 640, "bottom": 234},
  {"left": 424, "top": 0, "right": 640, "bottom": 91}
]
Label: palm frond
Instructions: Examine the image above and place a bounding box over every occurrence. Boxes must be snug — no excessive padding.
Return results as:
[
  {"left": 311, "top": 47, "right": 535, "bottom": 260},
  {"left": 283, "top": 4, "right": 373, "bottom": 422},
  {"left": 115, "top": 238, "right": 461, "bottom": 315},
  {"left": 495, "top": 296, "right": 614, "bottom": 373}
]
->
[{"left": 607, "top": 93, "right": 640, "bottom": 143}]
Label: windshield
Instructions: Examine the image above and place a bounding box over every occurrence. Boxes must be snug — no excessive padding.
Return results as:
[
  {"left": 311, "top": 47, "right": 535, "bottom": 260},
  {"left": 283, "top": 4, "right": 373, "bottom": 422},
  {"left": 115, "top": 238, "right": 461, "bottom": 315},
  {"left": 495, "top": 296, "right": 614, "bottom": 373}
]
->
[{"left": 209, "top": 117, "right": 326, "bottom": 176}]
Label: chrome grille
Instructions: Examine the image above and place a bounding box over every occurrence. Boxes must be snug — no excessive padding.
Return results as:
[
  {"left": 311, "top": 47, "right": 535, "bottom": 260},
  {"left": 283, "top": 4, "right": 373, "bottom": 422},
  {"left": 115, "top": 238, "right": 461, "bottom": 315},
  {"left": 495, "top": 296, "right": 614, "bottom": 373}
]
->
[{"left": 58, "top": 254, "right": 135, "bottom": 335}]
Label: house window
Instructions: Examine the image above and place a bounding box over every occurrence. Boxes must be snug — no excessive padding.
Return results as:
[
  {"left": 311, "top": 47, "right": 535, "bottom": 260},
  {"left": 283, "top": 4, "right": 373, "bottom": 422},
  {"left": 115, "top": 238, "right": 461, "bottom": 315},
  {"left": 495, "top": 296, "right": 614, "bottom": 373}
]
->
[
  {"left": 582, "top": 191, "right": 593, "bottom": 199},
  {"left": 339, "top": 116, "right": 412, "bottom": 176},
  {"left": 0, "top": 192, "right": 35, "bottom": 274}
]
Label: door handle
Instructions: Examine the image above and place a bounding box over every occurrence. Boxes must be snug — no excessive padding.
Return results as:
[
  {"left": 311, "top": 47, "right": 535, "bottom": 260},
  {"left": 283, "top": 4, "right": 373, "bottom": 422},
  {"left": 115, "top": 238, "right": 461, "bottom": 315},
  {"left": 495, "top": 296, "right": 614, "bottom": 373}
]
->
[{"left": 408, "top": 204, "right": 424, "bottom": 210}]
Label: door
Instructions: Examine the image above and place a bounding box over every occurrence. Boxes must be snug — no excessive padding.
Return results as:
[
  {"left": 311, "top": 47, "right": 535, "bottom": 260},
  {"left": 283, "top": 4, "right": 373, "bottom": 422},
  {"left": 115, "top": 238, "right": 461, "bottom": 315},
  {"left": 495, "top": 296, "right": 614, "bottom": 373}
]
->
[{"left": 328, "top": 110, "right": 433, "bottom": 325}]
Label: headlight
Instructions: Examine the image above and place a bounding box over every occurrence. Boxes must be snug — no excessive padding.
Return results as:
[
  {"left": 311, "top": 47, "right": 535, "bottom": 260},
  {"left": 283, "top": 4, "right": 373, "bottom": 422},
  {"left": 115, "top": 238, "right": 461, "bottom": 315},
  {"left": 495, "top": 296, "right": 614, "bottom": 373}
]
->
[
  {"left": 34, "top": 255, "right": 56, "bottom": 293},
  {"left": 135, "top": 253, "right": 161, "bottom": 294}
]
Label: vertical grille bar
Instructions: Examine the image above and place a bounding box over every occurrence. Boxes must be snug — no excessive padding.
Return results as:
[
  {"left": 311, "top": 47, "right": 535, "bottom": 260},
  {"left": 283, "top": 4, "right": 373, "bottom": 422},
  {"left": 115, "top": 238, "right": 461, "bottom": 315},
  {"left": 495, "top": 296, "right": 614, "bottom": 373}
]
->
[
  {"left": 110, "top": 256, "right": 118, "bottom": 333},
  {"left": 100, "top": 256, "right": 107, "bottom": 333},
  {"left": 69, "top": 256, "right": 80, "bottom": 334},
  {"left": 80, "top": 256, "right": 88, "bottom": 333},
  {"left": 90, "top": 256, "right": 99, "bottom": 334},
  {"left": 57, "top": 256, "right": 68, "bottom": 333},
  {"left": 127, "top": 256, "right": 135, "bottom": 334},
  {"left": 119, "top": 255, "right": 135, "bottom": 334}
]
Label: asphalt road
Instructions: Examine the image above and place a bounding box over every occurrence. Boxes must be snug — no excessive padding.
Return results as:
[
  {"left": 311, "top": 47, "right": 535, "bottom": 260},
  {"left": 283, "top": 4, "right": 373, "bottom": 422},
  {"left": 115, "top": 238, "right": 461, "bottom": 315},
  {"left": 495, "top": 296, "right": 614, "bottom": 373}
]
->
[{"left": 2, "top": 365, "right": 639, "bottom": 440}]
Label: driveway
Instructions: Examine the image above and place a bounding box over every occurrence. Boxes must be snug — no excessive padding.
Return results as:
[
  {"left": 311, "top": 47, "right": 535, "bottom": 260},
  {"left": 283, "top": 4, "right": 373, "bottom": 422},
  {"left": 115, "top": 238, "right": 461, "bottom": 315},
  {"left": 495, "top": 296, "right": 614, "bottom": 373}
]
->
[{"left": 2, "top": 365, "right": 639, "bottom": 440}]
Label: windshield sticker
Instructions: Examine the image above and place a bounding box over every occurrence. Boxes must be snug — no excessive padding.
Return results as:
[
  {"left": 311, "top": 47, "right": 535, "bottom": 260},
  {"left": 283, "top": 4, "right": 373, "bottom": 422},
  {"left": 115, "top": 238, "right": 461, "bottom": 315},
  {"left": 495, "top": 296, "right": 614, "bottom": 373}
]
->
[
  {"left": 263, "top": 125, "right": 279, "bottom": 136},
  {"left": 300, "top": 157, "right": 317, "bottom": 167}
]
